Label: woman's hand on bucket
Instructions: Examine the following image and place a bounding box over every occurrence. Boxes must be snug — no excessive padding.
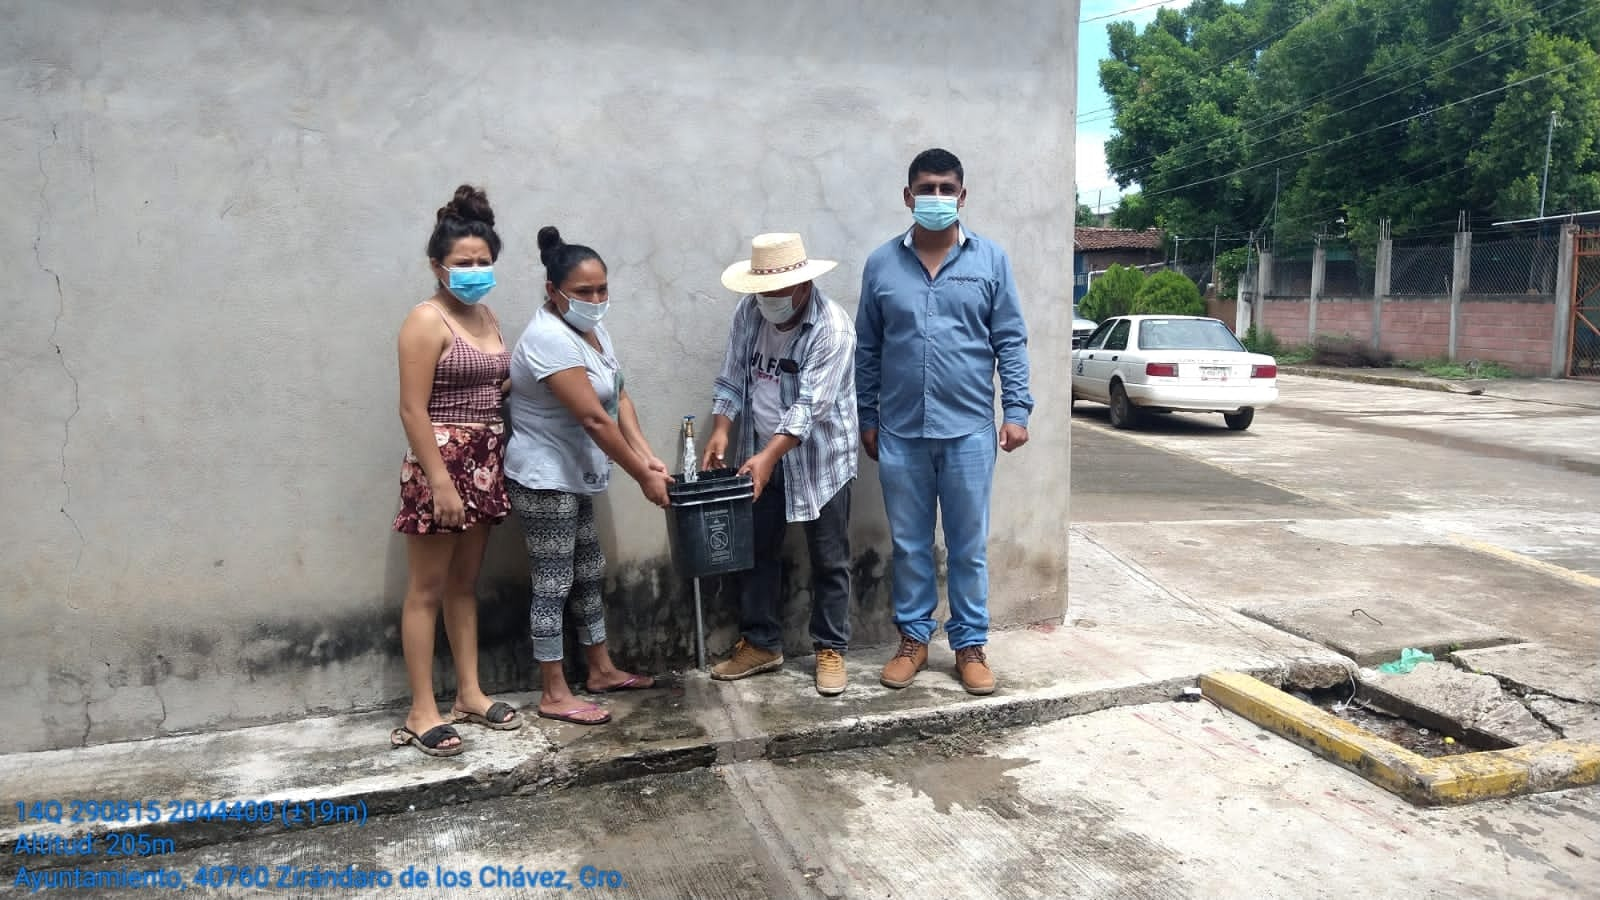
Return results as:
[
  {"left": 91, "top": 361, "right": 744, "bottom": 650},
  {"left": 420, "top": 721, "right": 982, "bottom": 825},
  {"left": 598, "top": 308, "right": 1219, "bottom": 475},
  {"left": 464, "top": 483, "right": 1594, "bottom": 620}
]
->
[{"left": 638, "top": 468, "right": 673, "bottom": 509}]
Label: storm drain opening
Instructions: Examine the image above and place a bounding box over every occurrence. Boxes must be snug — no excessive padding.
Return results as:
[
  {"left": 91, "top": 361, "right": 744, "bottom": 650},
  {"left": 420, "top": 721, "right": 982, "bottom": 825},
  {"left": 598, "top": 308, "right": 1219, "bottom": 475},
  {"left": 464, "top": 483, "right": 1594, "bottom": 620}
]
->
[{"left": 1294, "top": 685, "right": 1502, "bottom": 758}]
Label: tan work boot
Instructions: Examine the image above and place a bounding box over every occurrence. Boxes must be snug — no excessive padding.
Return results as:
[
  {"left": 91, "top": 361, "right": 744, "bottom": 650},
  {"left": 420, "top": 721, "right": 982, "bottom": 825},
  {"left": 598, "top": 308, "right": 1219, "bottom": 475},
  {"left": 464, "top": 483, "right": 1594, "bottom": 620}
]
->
[
  {"left": 814, "top": 649, "right": 846, "bottom": 696},
  {"left": 955, "top": 646, "right": 995, "bottom": 695},
  {"left": 710, "top": 639, "right": 783, "bottom": 681},
  {"left": 879, "top": 634, "right": 928, "bottom": 689}
]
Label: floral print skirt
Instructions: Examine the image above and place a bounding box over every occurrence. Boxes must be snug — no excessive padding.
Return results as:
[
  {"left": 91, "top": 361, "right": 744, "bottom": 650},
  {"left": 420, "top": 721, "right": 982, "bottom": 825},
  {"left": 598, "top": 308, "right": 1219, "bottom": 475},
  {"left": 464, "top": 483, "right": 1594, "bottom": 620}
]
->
[{"left": 393, "top": 422, "right": 510, "bottom": 535}]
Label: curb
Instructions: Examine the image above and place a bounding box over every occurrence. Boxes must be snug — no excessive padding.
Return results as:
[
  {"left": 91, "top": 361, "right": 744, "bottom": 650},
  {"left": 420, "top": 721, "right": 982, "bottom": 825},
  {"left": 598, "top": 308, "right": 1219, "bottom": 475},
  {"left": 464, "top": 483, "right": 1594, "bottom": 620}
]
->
[
  {"left": 1200, "top": 670, "right": 1600, "bottom": 806},
  {"left": 1279, "top": 366, "right": 1484, "bottom": 395},
  {"left": 1, "top": 665, "right": 1320, "bottom": 875}
]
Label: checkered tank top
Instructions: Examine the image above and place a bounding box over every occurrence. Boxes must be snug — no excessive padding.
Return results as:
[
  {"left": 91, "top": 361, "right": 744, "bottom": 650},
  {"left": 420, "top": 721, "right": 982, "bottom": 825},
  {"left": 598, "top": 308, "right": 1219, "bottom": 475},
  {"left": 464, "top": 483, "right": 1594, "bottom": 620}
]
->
[{"left": 421, "top": 302, "right": 511, "bottom": 424}]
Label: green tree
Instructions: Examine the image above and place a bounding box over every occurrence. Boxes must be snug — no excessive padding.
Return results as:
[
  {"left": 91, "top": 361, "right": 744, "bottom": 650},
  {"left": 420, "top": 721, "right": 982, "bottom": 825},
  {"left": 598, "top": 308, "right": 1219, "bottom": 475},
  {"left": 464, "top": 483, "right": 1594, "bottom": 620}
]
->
[
  {"left": 1080, "top": 264, "right": 1146, "bottom": 322},
  {"left": 1133, "top": 270, "right": 1207, "bottom": 316},
  {"left": 1109, "top": 192, "right": 1156, "bottom": 230},
  {"left": 1214, "top": 246, "right": 1253, "bottom": 296},
  {"left": 1096, "top": 0, "right": 1600, "bottom": 242},
  {"left": 1076, "top": 202, "right": 1097, "bottom": 226}
]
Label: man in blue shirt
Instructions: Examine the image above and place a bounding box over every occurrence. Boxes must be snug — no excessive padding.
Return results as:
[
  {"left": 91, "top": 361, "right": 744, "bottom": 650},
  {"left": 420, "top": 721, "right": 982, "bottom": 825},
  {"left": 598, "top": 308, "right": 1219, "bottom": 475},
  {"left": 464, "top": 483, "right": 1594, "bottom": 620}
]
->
[{"left": 855, "top": 148, "right": 1033, "bottom": 695}]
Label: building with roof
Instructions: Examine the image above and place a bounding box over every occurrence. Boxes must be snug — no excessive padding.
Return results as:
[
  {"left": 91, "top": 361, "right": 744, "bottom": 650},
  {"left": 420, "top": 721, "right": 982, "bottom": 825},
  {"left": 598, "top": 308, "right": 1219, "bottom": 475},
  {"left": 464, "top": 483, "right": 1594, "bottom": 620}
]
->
[{"left": 1073, "top": 227, "right": 1165, "bottom": 305}]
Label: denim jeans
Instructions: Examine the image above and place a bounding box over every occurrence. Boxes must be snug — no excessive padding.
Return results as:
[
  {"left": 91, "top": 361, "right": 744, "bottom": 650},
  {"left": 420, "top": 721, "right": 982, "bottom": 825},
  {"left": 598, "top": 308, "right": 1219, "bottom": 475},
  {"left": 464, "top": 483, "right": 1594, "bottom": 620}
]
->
[
  {"left": 738, "top": 465, "right": 853, "bottom": 653},
  {"left": 876, "top": 425, "right": 996, "bottom": 649}
]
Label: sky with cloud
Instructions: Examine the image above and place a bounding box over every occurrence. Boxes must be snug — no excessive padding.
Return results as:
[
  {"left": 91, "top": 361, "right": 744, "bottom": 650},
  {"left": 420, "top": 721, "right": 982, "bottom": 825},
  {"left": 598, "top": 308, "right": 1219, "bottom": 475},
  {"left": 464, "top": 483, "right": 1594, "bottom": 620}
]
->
[{"left": 1077, "top": 1, "right": 1193, "bottom": 213}]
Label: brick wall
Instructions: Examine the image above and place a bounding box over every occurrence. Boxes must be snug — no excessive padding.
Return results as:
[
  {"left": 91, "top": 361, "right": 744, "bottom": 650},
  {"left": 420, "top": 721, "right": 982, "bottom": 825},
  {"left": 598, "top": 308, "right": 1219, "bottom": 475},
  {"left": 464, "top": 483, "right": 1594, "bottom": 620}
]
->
[
  {"left": 1312, "top": 297, "right": 1372, "bottom": 340},
  {"left": 1378, "top": 298, "right": 1452, "bottom": 361},
  {"left": 1262, "top": 298, "right": 1308, "bottom": 343},
  {"left": 1245, "top": 294, "right": 1556, "bottom": 374},
  {"left": 1456, "top": 299, "right": 1555, "bottom": 373}
]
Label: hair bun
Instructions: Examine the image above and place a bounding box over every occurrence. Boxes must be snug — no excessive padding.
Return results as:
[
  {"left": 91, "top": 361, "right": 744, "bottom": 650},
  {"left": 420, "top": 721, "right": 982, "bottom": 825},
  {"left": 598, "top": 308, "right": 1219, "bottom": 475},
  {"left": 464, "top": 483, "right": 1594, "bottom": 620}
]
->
[
  {"left": 437, "top": 184, "right": 494, "bottom": 227},
  {"left": 537, "top": 225, "right": 564, "bottom": 267}
]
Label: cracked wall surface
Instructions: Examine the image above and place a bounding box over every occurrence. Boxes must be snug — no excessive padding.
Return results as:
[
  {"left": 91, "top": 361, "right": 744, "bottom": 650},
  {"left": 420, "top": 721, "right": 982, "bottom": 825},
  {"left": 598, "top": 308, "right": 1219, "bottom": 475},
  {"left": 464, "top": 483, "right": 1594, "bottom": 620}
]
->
[{"left": 0, "top": 0, "right": 1078, "bottom": 752}]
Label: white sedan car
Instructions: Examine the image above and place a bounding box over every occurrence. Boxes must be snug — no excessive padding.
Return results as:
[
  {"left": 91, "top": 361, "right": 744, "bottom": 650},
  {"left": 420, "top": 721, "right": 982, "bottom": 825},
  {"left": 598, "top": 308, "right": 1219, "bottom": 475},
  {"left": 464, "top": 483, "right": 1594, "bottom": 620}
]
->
[{"left": 1070, "top": 315, "right": 1278, "bottom": 431}]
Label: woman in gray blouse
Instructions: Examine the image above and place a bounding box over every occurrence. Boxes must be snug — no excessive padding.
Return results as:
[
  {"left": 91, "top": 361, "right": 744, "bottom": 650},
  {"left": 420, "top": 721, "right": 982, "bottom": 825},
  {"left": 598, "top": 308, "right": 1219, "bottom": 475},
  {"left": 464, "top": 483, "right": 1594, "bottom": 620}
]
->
[{"left": 504, "top": 226, "right": 673, "bottom": 725}]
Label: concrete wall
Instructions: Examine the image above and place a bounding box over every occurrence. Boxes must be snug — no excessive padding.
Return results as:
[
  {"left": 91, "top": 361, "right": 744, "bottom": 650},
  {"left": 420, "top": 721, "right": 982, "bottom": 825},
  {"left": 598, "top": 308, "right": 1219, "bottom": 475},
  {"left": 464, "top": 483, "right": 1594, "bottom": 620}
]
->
[{"left": 0, "top": 0, "right": 1078, "bottom": 751}]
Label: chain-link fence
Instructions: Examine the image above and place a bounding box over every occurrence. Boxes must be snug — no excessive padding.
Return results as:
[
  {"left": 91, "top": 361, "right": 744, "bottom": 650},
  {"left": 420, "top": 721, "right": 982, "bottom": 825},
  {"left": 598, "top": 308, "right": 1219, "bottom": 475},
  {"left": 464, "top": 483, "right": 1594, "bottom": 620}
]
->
[
  {"left": 1389, "top": 241, "right": 1453, "bottom": 295},
  {"left": 1321, "top": 241, "right": 1371, "bottom": 296},
  {"left": 1173, "top": 261, "right": 1213, "bottom": 292},
  {"left": 1467, "top": 235, "right": 1560, "bottom": 296},
  {"left": 1267, "top": 254, "right": 1314, "bottom": 297}
]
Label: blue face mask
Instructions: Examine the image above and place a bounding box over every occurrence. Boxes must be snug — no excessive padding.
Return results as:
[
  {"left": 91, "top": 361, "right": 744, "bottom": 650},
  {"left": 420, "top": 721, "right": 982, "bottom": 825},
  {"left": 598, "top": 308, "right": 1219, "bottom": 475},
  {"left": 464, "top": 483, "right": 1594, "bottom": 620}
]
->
[
  {"left": 442, "top": 265, "right": 495, "bottom": 304},
  {"left": 912, "top": 195, "right": 960, "bottom": 232}
]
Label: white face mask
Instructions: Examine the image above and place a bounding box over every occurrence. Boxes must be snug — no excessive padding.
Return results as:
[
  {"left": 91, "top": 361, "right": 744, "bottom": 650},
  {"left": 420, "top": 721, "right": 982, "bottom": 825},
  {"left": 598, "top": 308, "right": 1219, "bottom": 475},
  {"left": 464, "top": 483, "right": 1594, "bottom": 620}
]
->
[{"left": 560, "top": 292, "right": 608, "bottom": 332}]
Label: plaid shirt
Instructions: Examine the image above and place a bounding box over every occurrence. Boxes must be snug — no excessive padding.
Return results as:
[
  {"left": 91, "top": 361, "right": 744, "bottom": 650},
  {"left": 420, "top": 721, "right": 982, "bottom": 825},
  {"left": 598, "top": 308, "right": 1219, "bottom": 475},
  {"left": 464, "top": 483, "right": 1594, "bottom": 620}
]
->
[{"left": 711, "top": 287, "right": 858, "bottom": 523}]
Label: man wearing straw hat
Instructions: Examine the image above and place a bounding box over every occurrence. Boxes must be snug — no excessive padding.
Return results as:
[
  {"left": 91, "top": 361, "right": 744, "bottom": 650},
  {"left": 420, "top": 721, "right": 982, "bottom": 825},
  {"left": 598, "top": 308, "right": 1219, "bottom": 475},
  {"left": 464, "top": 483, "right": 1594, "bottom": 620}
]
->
[
  {"left": 856, "top": 148, "right": 1033, "bottom": 696},
  {"left": 701, "top": 233, "right": 860, "bottom": 696}
]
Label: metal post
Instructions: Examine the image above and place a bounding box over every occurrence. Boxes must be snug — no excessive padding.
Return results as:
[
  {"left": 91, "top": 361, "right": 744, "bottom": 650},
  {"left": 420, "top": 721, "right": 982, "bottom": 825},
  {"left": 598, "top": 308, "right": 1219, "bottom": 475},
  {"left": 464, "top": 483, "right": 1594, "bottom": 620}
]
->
[
  {"left": 1539, "top": 111, "right": 1557, "bottom": 219},
  {"left": 692, "top": 578, "right": 706, "bottom": 670}
]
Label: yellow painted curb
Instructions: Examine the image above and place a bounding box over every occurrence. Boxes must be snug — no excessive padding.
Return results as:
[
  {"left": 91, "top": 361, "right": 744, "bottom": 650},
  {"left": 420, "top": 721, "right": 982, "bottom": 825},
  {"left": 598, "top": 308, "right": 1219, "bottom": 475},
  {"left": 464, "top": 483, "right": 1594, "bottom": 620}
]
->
[
  {"left": 1200, "top": 671, "right": 1600, "bottom": 806},
  {"left": 1448, "top": 535, "right": 1600, "bottom": 590}
]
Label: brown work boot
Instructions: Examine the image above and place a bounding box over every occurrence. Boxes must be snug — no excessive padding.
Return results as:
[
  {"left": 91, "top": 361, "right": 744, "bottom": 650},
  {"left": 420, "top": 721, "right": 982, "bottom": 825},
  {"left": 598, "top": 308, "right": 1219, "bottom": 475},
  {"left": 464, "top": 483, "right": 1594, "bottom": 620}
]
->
[
  {"left": 879, "top": 634, "right": 928, "bottom": 689},
  {"left": 814, "top": 649, "right": 846, "bottom": 696},
  {"left": 955, "top": 645, "right": 995, "bottom": 695},
  {"left": 710, "top": 639, "right": 783, "bottom": 681}
]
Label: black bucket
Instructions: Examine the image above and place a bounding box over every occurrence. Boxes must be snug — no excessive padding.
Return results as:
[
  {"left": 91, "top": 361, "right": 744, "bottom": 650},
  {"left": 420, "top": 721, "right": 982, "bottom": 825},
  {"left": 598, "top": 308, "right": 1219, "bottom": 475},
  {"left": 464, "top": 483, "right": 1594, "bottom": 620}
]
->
[{"left": 665, "top": 468, "right": 756, "bottom": 578}]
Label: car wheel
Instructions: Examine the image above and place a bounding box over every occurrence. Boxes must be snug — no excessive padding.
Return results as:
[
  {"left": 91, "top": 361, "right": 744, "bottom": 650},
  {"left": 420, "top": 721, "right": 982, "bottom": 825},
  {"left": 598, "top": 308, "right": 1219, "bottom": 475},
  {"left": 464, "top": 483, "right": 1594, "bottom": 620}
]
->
[
  {"left": 1224, "top": 408, "right": 1255, "bottom": 431},
  {"left": 1108, "top": 382, "right": 1139, "bottom": 430}
]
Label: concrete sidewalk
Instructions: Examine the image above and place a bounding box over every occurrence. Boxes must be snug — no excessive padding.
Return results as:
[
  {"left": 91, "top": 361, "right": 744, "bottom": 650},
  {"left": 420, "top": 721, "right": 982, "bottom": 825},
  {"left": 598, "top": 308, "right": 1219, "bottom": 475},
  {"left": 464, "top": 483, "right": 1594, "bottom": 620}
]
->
[
  {"left": 0, "top": 534, "right": 1349, "bottom": 874},
  {"left": 1281, "top": 365, "right": 1600, "bottom": 409}
]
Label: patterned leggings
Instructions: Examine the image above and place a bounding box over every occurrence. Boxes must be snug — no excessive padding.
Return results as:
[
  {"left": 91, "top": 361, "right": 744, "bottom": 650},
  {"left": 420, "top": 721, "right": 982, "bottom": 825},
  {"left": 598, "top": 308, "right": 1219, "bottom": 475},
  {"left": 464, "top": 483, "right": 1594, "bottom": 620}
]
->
[{"left": 507, "top": 483, "right": 607, "bottom": 663}]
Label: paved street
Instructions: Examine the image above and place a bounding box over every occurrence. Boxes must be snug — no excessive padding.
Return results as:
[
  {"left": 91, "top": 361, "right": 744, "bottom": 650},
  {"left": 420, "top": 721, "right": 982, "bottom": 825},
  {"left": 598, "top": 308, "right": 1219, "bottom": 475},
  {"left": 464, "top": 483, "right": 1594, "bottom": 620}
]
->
[{"left": 16, "top": 374, "right": 1600, "bottom": 898}]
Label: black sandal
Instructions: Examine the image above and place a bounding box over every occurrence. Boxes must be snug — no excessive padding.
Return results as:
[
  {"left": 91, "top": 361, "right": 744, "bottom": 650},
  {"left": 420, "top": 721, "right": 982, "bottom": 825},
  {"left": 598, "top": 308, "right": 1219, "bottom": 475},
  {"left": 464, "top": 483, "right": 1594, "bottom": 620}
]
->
[
  {"left": 390, "top": 724, "right": 464, "bottom": 757},
  {"left": 450, "top": 701, "right": 523, "bottom": 731}
]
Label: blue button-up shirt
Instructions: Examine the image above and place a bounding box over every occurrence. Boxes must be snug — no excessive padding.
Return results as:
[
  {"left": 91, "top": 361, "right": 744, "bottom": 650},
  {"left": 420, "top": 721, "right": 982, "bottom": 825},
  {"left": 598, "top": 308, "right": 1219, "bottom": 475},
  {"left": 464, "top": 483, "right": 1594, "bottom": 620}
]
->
[{"left": 855, "top": 227, "right": 1033, "bottom": 438}]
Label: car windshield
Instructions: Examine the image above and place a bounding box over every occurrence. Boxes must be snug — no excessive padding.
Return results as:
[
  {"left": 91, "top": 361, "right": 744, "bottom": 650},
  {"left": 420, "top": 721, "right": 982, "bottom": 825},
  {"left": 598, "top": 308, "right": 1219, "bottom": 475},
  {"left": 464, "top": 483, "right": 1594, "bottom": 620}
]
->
[{"left": 1137, "top": 319, "right": 1246, "bottom": 352}]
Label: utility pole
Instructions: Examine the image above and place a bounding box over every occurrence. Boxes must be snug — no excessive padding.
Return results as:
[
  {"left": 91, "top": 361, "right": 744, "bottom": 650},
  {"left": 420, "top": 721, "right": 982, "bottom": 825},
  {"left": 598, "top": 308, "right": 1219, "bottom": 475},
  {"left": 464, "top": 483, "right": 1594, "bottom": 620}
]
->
[
  {"left": 1272, "top": 168, "right": 1281, "bottom": 250},
  {"left": 1539, "top": 110, "right": 1557, "bottom": 218}
]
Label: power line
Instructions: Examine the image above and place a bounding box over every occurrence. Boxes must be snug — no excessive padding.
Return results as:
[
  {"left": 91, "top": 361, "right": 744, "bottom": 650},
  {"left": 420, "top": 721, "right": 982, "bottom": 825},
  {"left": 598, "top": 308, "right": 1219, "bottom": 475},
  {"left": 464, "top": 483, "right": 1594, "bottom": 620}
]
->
[
  {"left": 1080, "top": 1, "right": 1175, "bottom": 25},
  {"left": 1141, "top": 58, "right": 1585, "bottom": 199},
  {"left": 1152, "top": 4, "right": 1590, "bottom": 184},
  {"left": 1101, "top": 0, "right": 1571, "bottom": 173}
]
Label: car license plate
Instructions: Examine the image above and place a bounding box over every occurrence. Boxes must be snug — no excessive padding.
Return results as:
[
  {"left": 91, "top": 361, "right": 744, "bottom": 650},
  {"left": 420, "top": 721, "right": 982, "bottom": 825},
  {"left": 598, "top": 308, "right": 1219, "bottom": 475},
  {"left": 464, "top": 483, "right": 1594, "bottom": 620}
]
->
[{"left": 1201, "top": 366, "right": 1229, "bottom": 381}]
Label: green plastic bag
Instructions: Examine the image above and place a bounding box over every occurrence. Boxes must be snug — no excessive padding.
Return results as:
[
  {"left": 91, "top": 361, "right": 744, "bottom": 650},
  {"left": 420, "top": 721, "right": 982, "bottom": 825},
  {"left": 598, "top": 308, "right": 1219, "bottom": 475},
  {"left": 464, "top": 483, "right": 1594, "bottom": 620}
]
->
[{"left": 1377, "top": 647, "right": 1435, "bottom": 674}]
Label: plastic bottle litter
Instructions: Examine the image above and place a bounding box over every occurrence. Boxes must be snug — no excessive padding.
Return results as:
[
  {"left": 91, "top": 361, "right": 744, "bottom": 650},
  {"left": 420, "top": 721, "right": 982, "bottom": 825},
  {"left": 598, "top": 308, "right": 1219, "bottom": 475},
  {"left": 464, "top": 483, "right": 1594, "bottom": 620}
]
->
[{"left": 679, "top": 416, "right": 698, "bottom": 483}]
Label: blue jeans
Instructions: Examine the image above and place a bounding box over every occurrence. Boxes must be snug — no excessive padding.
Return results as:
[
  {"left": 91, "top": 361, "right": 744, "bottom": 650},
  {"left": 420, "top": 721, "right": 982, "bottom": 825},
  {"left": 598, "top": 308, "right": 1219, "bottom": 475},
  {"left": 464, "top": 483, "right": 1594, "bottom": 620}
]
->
[{"left": 877, "top": 425, "right": 996, "bottom": 649}]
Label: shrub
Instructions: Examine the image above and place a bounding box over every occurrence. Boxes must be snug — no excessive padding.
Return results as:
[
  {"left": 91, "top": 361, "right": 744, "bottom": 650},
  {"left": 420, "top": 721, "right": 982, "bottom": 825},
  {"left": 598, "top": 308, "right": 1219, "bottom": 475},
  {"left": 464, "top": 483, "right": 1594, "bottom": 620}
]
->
[
  {"left": 1311, "top": 335, "right": 1394, "bottom": 368},
  {"left": 1133, "top": 270, "right": 1206, "bottom": 317},
  {"left": 1079, "top": 264, "right": 1146, "bottom": 322},
  {"left": 1241, "top": 325, "right": 1281, "bottom": 355}
]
